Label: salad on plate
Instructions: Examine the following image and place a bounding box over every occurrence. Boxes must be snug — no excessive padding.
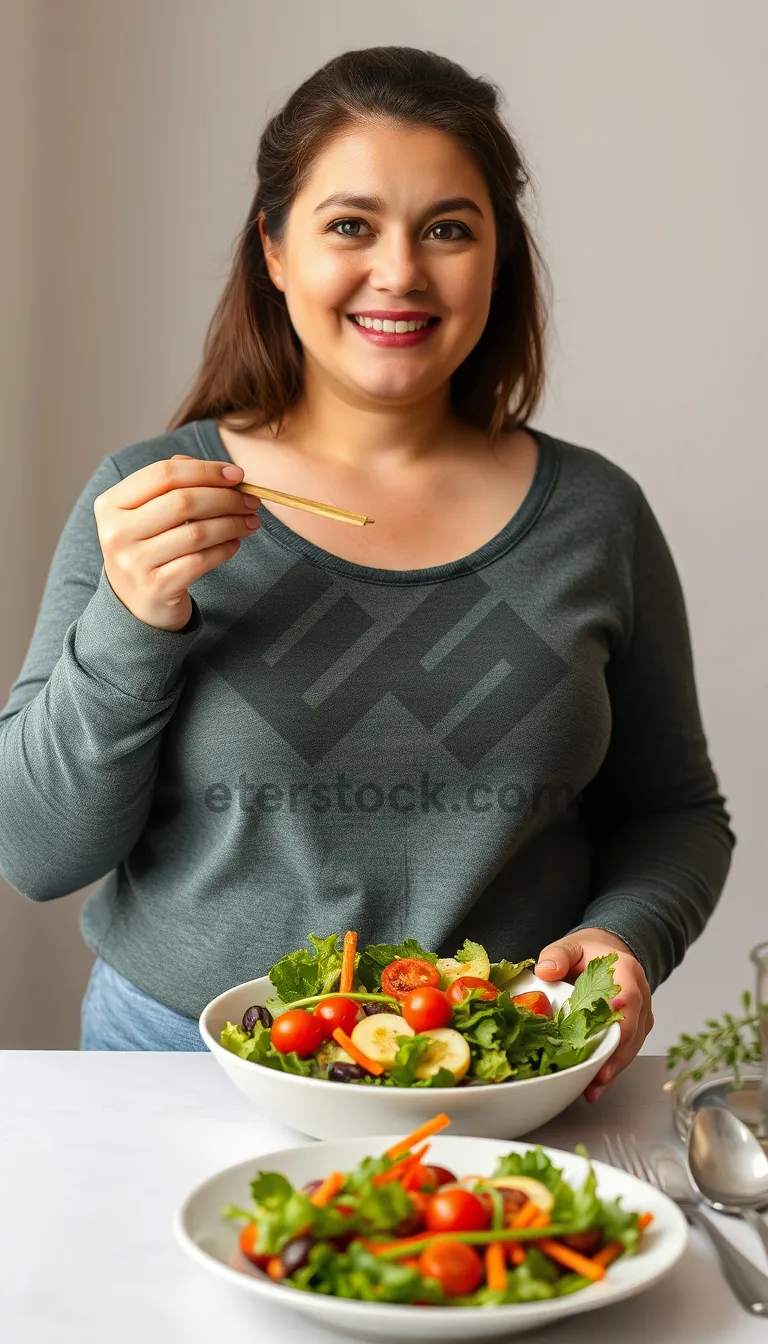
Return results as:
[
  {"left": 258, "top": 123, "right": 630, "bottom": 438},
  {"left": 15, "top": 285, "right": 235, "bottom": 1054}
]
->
[
  {"left": 219, "top": 932, "right": 622, "bottom": 1088},
  {"left": 222, "top": 1112, "right": 653, "bottom": 1306}
]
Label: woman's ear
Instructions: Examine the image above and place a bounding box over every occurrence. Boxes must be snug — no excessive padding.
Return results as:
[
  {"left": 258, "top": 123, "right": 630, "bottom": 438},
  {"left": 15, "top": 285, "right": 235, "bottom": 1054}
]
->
[{"left": 258, "top": 211, "right": 283, "bottom": 290}]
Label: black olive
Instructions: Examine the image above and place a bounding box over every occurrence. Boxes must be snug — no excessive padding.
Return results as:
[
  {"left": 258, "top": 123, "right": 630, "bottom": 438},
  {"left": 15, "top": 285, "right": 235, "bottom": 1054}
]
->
[
  {"left": 280, "top": 1235, "right": 315, "bottom": 1276},
  {"left": 328, "top": 1062, "right": 369, "bottom": 1083},
  {"left": 301, "top": 1178, "right": 324, "bottom": 1196},
  {"left": 361, "top": 1002, "right": 392, "bottom": 1016},
  {"left": 242, "top": 1004, "right": 273, "bottom": 1033}
]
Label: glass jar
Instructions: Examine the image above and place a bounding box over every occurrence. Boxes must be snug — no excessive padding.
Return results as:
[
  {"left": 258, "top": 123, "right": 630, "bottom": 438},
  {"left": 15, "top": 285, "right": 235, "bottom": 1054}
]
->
[
  {"left": 750, "top": 940, "right": 768, "bottom": 1140},
  {"left": 671, "top": 940, "right": 768, "bottom": 1150}
]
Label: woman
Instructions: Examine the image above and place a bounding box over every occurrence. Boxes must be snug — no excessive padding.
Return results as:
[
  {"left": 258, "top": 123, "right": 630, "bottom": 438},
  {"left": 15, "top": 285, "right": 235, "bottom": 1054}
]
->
[{"left": 0, "top": 46, "right": 734, "bottom": 1099}]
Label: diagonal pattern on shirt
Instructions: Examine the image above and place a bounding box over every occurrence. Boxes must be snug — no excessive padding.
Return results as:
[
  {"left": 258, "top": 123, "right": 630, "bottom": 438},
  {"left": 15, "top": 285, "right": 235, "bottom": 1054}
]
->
[{"left": 202, "top": 561, "right": 570, "bottom": 767}]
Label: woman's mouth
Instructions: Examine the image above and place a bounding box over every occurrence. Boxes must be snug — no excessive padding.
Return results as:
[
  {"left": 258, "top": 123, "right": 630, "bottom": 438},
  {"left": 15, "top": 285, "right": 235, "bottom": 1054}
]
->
[{"left": 346, "top": 314, "right": 441, "bottom": 348}]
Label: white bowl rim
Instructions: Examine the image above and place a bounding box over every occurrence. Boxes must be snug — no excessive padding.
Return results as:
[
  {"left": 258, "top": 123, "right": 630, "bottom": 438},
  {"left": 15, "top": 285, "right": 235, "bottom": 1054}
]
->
[
  {"left": 198, "top": 975, "right": 621, "bottom": 1095},
  {"left": 173, "top": 1132, "right": 687, "bottom": 1324}
]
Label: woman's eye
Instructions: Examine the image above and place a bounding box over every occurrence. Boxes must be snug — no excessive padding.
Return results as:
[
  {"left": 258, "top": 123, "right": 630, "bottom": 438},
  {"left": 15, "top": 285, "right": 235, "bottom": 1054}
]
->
[{"left": 327, "top": 218, "right": 471, "bottom": 241}]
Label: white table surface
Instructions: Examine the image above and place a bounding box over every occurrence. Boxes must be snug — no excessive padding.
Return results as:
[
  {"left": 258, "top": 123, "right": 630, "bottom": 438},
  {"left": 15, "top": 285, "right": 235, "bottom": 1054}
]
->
[{"left": 2, "top": 1052, "right": 766, "bottom": 1342}]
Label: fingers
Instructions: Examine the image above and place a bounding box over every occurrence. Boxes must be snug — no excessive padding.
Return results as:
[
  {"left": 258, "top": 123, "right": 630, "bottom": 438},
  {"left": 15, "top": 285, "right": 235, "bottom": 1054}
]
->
[
  {"left": 99, "top": 454, "right": 245, "bottom": 511},
  {"left": 129, "top": 483, "right": 261, "bottom": 543},
  {"left": 534, "top": 939, "right": 585, "bottom": 983}
]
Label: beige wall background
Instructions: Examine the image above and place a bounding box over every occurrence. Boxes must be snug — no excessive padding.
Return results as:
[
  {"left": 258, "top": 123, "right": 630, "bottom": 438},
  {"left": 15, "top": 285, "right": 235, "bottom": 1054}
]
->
[{"left": 1, "top": 0, "right": 765, "bottom": 1051}]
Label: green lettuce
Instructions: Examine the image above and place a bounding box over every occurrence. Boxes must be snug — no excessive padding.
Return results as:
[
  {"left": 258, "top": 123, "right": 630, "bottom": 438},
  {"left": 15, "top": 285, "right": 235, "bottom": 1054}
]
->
[{"left": 266, "top": 933, "right": 346, "bottom": 1014}]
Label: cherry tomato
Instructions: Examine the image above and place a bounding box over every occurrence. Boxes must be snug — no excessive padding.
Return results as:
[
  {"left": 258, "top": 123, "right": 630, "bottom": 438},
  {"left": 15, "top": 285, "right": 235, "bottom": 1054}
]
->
[
  {"left": 425, "top": 1187, "right": 490, "bottom": 1234},
  {"left": 446, "top": 976, "right": 500, "bottom": 1005},
  {"left": 400, "top": 985, "right": 452, "bottom": 1032},
  {"left": 404, "top": 1164, "right": 438, "bottom": 1192},
  {"left": 424, "top": 1164, "right": 458, "bottom": 1188},
  {"left": 312, "top": 997, "right": 359, "bottom": 1038},
  {"left": 418, "top": 1239, "right": 483, "bottom": 1295},
  {"left": 270, "top": 1009, "right": 324, "bottom": 1056},
  {"left": 397, "top": 1188, "right": 432, "bottom": 1234},
  {"left": 511, "top": 990, "right": 553, "bottom": 1018},
  {"left": 239, "top": 1223, "right": 269, "bottom": 1268},
  {"left": 381, "top": 957, "right": 440, "bottom": 1000}
]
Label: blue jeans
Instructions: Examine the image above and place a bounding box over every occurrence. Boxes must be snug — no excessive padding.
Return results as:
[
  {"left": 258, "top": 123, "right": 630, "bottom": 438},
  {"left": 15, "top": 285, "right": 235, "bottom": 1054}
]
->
[{"left": 79, "top": 957, "right": 207, "bottom": 1051}]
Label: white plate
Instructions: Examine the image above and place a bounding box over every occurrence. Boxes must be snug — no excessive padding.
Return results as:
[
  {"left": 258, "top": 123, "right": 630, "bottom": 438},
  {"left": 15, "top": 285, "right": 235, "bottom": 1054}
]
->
[
  {"left": 199, "top": 972, "right": 621, "bottom": 1140},
  {"left": 174, "top": 1133, "right": 688, "bottom": 1342}
]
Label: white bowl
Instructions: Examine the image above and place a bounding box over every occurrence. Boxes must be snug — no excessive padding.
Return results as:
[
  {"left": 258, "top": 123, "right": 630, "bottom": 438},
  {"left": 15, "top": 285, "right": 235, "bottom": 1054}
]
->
[
  {"left": 199, "top": 971, "right": 620, "bottom": 1140},
  {"left": 174, "top": 1133, "right": 688, "bottom": 1343}
]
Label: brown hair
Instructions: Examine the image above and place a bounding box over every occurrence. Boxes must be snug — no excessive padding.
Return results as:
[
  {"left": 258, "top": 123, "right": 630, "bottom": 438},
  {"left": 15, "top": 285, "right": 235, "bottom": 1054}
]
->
[{"left": 166, "top": 45, "right": 551, "bottom": 443}]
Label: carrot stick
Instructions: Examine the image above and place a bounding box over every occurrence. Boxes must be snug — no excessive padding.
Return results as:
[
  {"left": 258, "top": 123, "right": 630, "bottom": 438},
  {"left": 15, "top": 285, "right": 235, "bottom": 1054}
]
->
[
  {"left": 331, "top": 1026, "right": 384, "bottom": 1075},
  {"left": 401, "top": 1151, "right": 434, "bottom": 1192},
  {"left": 538, "top": 1239, "right": 606, "bottom": 1281},
  {"left": 510, "top": 1199, "right": 540, "bottom": 1229},
  {"left": 384, "top": 1113, "right": 451, "bottom": 1161},
  {"left": 373, "top": 1143, "right": 431, "bottom": 1188},
  {"left": 508, "top": 1242, "right": 526, "bottom": 1266},
  {"left": 638, "top": 1212, "right": 654, "bottom": 1231},
  {"left": 339, "top": 930, "right": 357, "bottom": 993},
  {"left": 529, "top": 1209, "right": 551, "bottom": 1229},
  {"left": 592, "top": 1240, "right": 624, "bottom": 1268},
  {"left": 266, "top": 1256, "right": 284, "bottom": 1280},
  {"left": 484, "top": 1242, "right": 508, "bottom": 1292},
  {"left": 309, "top": 1170, "right": 345, "bottom": 1207}
]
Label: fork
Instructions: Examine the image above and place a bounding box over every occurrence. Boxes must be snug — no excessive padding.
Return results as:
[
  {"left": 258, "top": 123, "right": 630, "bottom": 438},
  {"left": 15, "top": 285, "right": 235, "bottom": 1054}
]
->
[{"left": 603, "top": 1132, "right": 768, "bottom": 1316}]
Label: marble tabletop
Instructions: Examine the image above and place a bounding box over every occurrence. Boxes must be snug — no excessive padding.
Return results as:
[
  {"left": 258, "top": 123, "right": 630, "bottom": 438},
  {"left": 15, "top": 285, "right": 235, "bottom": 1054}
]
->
[{"left": 2, "top": 1052, "right": 766, "bottom": 1342}]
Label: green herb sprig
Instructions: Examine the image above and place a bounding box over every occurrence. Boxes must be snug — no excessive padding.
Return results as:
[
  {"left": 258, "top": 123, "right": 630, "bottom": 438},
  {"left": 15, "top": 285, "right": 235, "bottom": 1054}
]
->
[{"left": 664, "top": 990, "right": 763, "bottom": 1091}]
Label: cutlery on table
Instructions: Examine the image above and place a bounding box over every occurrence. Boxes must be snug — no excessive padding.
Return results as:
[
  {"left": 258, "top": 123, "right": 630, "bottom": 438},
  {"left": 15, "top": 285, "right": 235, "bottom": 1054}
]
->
[
  {"left": 602, "top": 1131, "right": 768, "bottom": 1316},
  {"left": 687, "top": 1105, "right": 768, "bottom": 1261}
]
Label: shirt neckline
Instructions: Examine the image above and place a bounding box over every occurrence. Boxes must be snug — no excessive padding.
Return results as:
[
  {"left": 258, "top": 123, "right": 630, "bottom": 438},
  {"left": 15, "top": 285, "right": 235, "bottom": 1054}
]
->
[{"left": 193, "top": 417, "right": 560, "bottom": 586}]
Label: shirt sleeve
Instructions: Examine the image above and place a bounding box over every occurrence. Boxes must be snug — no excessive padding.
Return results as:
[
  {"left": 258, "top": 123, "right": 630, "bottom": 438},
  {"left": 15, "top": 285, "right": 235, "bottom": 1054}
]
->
[
  {"left": 569, "top": 484, "right": 736, "bottom": 993},
  {"left": 0, "top": 453, "right": 204, "bottom": 902}
]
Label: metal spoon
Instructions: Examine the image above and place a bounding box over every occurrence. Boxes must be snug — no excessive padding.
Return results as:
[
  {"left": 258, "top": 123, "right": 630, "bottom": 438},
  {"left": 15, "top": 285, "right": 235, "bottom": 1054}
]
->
[{"left": 687, "top": 1105, "right": 768, "bottom": 1260}]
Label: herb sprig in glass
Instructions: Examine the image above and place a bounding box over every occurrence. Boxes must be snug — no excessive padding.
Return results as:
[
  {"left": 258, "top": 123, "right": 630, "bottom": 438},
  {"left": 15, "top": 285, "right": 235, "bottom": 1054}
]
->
[{"left": 664, "top": 990, "right": 762, "bottom": 1092}]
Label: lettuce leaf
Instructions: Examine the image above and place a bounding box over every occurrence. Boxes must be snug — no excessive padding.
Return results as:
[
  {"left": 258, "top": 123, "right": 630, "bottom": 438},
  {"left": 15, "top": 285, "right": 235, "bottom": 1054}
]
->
[
  {"left": 455, "top": 938, "right": 488, "bottom": 966},
  {"left": 388, "top": 1034, "right": 456, "bottom": 1088},
  {"left": 267, "top": 933, "right": 345, "bottom": 1012},
  {"left": 489, "top": 957, "right": 536, "bottom": 991}
]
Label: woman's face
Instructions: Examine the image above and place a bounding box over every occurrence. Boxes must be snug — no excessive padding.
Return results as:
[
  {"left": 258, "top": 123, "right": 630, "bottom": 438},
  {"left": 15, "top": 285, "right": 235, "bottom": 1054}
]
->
[{"left": 260, "top": 121, "right": 498, "bottom": 410}]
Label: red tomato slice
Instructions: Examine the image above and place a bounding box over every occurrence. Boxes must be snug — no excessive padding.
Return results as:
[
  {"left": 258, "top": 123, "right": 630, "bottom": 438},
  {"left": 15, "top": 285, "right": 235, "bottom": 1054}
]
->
[
  {"left": 446, "top": 975, "right": 499, "bottom": 1006},
  {"left": 418, "top": 1239, "right": 483, "bottom": 1296},
  {"left": 400, "top": 985, "right": 452, "bottom": 1032},
  {"left": 270, "top": 1008, "right": 325, "bottom": 1056},
  {"left": 381, "top": 957, "right": 440, "bottom": 1000},
  {"left": 312, "top": 997, "right": 359, "bottom": 1038},
  {"left": 510, "top": 990, "right": 553, "bottom": 1018}
]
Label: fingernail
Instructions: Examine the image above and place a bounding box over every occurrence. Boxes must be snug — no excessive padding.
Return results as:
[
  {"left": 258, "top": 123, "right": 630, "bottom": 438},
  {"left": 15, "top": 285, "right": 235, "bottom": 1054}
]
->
[
  {"left": 591, "top": 1086, "right": 605, "bottom": 1102},
  {"left": 536, "top": 959, "right": 557, "bottom": 970},
  {"left": 222, "top": 464, "right": 243, "bottom": 480},
  {"left": 245, "top": 514, "right": 260, "bottom": 529}
]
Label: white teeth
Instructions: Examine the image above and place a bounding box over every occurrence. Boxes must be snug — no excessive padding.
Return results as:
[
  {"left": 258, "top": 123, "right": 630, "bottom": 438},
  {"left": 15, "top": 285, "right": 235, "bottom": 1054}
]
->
[{"left": 351, "top": 315, "right": 433, "bottom": 333}]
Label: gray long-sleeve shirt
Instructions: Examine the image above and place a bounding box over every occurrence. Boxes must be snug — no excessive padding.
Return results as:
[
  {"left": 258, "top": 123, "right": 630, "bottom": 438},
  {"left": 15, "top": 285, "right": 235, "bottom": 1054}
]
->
[{"left": 0, "top": 419, "right": 736, "bottom": 1016}]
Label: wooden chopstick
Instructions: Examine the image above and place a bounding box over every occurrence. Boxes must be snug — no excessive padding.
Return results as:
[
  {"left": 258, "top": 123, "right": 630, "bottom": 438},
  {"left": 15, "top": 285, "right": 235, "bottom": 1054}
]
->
[{"left": 233, "top": 480, "right": 374, "bottom": 527}]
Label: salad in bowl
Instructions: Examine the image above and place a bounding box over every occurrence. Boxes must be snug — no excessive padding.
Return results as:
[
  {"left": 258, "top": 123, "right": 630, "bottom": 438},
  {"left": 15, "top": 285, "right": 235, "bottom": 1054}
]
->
[
  {"left": 200, "top": 932, "right": 622, "bottom": 1138},
  {"left": 175, "top": 1121, "right": 686, "bottom": 1340},
  {"left": 223, "top": 1112, "right": 654, "bottom": 1305},
  {"left": 218, "top": 931, "right": 622, "bottom": 1089}
]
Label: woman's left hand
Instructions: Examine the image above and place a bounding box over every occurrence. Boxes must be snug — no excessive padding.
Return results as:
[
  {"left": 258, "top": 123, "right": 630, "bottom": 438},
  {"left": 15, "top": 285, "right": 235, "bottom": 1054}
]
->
[{"left": 533, "top": 928, "right": 654, "bottom": 1103}]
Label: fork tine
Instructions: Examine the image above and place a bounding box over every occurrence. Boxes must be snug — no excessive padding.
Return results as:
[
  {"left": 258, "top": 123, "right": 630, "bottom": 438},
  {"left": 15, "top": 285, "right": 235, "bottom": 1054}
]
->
[
  {"left": 602, "top": 1133, "right": 620, "bottom": 1169},
  {"left": 622, "top": 1134, "right": 661, "bottom": 1189}
]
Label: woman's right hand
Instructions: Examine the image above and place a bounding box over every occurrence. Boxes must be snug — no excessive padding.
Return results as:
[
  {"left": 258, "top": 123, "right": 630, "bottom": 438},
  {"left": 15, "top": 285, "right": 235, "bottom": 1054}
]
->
[{"left": 93, "top": 453, "right": 261, "bottom": 631}]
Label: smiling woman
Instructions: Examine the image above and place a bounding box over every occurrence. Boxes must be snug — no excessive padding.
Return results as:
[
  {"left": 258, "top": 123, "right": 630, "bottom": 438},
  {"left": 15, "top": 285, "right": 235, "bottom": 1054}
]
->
[{"left": 0, "top": 47, "right": 734, "bottom": 1076}]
